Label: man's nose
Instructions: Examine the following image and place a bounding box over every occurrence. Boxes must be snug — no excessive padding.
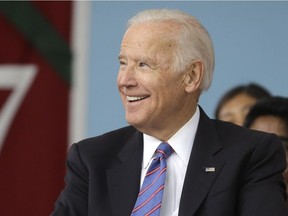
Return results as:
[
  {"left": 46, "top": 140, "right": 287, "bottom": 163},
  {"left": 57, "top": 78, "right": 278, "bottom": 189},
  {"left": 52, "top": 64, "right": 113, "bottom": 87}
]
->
[{"left": 117, "top": 66, "right": 137, "bottom": 87}]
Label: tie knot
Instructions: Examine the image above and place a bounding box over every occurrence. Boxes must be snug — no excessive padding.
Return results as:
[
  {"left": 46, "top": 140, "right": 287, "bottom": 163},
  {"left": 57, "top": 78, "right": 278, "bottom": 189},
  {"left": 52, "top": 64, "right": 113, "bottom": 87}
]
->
[{"left": 156, "top": 142, "right": 173, "bottom": 159}]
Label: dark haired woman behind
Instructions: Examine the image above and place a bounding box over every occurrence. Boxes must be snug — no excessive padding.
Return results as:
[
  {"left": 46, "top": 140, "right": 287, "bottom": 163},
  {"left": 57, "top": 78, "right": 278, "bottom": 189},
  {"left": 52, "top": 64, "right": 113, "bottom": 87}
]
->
[{"left": 215, "top": 83, "right": 271, "bottom": 126}]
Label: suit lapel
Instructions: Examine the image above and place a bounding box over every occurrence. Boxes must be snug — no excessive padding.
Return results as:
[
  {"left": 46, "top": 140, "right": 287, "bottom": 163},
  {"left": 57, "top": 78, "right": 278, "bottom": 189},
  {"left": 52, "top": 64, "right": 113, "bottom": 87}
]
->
[
  {"left": 106, "top": 130, "right": 143, "bottom": 216},
  {"left": 179, "top": 108, "right": 225, "bottom": 216}
]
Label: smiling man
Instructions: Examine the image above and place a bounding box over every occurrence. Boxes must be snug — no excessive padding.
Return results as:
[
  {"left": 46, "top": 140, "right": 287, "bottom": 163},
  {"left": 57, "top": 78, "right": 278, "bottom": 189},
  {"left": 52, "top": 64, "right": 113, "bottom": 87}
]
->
[
  {"left": 117, "top": 20, "right": 199, "bottom": 141},
  {"left": 52, "top": 9, "right": 288, "bottom": 216}
]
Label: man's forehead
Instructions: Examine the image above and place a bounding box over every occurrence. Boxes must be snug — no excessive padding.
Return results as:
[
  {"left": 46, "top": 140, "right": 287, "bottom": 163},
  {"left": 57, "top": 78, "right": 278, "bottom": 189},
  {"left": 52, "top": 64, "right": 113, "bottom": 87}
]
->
[
  {"left": 122, "top": 25, "right": 177, "bottom": 49},
  {"left": 124, "top": 21, "right": 180, "bottom": 39}
]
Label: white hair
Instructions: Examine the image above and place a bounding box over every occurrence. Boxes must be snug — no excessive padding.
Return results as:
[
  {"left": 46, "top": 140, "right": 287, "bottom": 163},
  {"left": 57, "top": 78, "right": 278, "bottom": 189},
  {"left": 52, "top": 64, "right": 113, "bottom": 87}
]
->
[{"left": 127, "top": 9, "right": 215, "bottom": 91}]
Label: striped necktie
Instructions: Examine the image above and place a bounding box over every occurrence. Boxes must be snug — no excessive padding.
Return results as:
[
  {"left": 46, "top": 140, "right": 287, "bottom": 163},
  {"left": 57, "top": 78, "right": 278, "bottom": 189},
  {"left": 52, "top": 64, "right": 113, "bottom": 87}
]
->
[{"left": 131, "top": 142, "right": 173, "bottom": 216}]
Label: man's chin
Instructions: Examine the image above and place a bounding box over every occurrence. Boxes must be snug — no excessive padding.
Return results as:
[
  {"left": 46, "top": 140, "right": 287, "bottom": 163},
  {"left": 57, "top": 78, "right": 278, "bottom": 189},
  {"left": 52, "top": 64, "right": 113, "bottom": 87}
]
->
[
  {"left": 126, "top": 118, "right": 145, "bottom": 131},
  {"left": 126, "top": 116, "right": 140, "bottom": 127}
]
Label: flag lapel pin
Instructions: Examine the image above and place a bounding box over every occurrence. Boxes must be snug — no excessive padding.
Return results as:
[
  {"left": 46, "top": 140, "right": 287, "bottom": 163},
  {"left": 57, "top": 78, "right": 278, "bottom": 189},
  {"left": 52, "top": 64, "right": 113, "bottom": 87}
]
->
[{"left": 205, "top": 167, "right": 215, "bottom": 172}]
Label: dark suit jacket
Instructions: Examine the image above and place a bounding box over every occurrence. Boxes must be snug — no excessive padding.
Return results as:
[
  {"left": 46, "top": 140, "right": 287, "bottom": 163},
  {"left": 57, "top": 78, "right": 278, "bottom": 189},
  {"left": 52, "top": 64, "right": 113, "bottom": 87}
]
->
[{"left": 52, "top": 108, "right": 288, "bottom": 216}]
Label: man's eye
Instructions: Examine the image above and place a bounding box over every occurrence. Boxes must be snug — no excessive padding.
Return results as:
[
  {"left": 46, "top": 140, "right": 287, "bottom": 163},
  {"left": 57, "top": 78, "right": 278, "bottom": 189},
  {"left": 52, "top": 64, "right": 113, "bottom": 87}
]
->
[
  {"left": 119, "top": 61, "right": 127, "bottom": 70},
  {"left": 119, "top": 61, "right": 126, "bottom": 66},
  {"left": 139, "top": 62, "right": 149, "bottom": 68}
]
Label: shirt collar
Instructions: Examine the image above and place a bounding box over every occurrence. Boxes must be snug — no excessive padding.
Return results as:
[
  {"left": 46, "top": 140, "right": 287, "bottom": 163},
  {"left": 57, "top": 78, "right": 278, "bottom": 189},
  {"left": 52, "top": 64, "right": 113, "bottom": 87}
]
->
[{"left": 143, "top": 106, "right": 200, "bottom": 168}]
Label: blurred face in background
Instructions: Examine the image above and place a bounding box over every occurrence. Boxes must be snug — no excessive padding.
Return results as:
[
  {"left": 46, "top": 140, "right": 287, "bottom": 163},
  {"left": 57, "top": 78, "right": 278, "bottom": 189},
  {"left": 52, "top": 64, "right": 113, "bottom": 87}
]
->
[
  {"left": 218, "top": 93, "right": 257, "bottom": 126},
  {"left": 249, "top": 115, "right": 288, "bottom": 188}
]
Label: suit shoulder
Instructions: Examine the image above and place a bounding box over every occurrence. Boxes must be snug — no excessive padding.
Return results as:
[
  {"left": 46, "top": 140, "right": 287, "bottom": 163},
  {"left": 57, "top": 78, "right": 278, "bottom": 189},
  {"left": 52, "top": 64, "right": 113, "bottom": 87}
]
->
[
  {"left": 211, "top": 119, "right": 280, "bottom": 148},
  {"left": 199, "top": 107, "right": 272, "bottom": 144},
  {"left": 213, "top": 119, "right": 265, "bottom": 137},
  {"left": 210, "top": 119, "right": 285, "bottom": 170},
  {"left": 69, "top": 126, "right": 139, "bottom": 162},
  {"left": 77, "top": 126, "right": 137, "bottom": 146},
  {"left": 74, "top": 126, "right": 138, "bottom": 151}
]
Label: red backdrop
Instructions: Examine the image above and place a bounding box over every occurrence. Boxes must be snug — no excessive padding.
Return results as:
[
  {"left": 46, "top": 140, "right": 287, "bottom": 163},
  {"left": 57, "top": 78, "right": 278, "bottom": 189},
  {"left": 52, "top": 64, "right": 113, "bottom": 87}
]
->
[{"left": 0, "top": 2, "right": 72, "bottom": 215}]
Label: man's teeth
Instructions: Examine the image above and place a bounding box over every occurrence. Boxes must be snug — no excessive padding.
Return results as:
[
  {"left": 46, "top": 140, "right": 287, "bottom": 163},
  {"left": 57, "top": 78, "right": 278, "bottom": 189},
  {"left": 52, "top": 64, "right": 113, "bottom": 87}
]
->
[{"left": 127, "top": 96, "right": 147, "bottom": 102}]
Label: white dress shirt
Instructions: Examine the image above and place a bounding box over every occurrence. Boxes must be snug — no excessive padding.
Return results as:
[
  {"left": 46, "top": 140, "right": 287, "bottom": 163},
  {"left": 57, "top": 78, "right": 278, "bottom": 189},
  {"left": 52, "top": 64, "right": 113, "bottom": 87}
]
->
[{"left": 141, "top": 106, "right": 200, "bottom": 216}]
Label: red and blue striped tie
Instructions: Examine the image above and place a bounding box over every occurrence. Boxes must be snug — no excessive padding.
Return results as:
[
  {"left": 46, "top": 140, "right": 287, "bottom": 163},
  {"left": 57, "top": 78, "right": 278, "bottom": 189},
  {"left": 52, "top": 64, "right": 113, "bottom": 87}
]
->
[{"left": 131, "top": 142, "right": 173, "bottom": 216}]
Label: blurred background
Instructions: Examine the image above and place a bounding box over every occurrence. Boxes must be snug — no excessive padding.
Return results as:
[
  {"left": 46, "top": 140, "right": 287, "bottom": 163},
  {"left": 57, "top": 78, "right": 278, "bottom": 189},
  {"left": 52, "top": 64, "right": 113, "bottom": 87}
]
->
[{"left": 0, "top": 1, "right": 287, "bottom": 215}]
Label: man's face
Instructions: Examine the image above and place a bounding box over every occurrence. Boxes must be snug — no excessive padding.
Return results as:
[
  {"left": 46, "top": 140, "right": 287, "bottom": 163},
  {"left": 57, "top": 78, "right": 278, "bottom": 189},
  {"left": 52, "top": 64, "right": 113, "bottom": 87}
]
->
[{"left": 117, "top": 22, "right": 189, "bottom": 139}]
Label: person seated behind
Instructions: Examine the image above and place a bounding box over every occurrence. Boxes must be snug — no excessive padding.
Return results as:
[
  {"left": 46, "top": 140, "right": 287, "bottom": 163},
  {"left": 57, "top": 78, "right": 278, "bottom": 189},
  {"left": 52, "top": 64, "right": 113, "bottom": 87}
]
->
[
  {"left": 214, "top": 83, "right": 271, "bottom": 126},
  {"left": 244, "top": 96, "right": 288, "bottom": 190}
]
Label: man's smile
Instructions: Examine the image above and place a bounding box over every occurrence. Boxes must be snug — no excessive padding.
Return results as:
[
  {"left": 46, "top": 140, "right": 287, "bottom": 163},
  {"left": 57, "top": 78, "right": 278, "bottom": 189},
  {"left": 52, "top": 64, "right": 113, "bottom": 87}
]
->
[{"left": 127, "top": 95, "right": 150, "bottom": 102}]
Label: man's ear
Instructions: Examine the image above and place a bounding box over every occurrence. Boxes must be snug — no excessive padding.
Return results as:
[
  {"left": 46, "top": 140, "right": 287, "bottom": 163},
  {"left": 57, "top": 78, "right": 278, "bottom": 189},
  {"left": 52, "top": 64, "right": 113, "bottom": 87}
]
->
[{"left": 184, "top": 60, "right": 204, "bottom": 93}]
